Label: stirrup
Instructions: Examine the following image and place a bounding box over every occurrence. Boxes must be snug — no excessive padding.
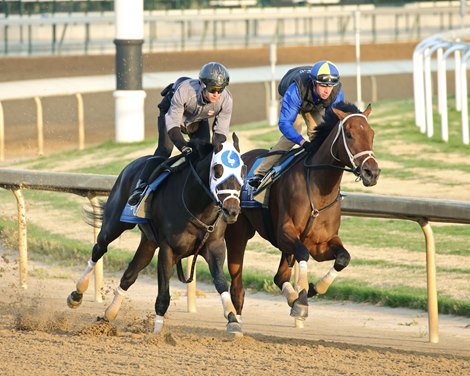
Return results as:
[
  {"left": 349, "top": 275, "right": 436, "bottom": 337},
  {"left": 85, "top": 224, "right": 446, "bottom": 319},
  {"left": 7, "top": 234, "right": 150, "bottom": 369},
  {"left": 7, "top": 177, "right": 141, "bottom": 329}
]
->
[
  {"left": 248, "top": 174, "right": 263, "bottom": 188},
  {"left": 128, "top": 186, "right": 145, "bottom": 206}
]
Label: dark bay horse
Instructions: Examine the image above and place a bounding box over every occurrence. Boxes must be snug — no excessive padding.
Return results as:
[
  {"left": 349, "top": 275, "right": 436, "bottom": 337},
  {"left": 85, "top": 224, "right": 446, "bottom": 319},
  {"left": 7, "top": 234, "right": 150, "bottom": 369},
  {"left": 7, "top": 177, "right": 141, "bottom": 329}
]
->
[
  {"left": 67, "top": 134, "right": 246, "bottom": 334},
  {"left": 225, "top": 102, "right": 380, "bottom": 326}
]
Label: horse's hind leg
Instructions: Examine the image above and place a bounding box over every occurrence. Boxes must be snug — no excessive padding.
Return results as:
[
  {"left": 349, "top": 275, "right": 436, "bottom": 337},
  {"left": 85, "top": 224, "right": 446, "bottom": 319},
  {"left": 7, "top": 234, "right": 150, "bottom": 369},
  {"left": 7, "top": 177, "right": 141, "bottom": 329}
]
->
[
  {"left": 67, "top": 218, "right": 134, "bottom": 309},
  {"left": 103, "top": 237, "right": 157, "bottom": 321}
]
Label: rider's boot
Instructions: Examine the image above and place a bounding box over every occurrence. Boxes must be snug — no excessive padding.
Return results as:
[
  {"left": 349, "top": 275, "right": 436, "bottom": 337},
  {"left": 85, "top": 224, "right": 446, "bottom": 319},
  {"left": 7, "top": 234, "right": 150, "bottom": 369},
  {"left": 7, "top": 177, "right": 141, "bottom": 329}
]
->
[
  {"left": 128, "top": 179, "right": 147, "bottom": 206},
  {"left": 248, "top": 174, "right": 263, "bottom": 188}
]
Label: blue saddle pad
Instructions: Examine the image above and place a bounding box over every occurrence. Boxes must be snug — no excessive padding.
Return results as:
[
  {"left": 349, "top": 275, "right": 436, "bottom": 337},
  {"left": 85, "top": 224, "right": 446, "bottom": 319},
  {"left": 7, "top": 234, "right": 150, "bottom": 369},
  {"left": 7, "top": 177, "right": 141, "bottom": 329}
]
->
[{"left": 120, "top": 170, "right": 171, "bottom": 224}]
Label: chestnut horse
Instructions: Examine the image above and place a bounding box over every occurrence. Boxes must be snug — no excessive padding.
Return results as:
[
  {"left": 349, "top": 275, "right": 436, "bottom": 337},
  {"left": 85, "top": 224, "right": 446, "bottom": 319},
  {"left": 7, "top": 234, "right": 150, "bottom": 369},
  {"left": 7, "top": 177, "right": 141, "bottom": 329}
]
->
[
  {"left": 67, "top": 134, "right": 245, "bottom": 335},
  {"left": 225, "top": 102, "right": 380, "bottom": 326}
]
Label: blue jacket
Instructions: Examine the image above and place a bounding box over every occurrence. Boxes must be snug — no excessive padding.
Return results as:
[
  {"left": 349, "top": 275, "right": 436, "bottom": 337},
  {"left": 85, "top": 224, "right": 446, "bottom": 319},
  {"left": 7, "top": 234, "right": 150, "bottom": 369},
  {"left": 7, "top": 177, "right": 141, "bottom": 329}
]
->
[{"left": 279, "top": 82, "right": 344, "bottom": 145}]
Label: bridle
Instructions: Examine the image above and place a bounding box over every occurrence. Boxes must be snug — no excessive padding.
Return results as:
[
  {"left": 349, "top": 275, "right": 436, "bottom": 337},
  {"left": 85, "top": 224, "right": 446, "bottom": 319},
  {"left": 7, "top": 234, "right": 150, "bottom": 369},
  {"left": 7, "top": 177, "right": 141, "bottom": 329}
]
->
[{"left": 330, "top": 113, "right": 377, "bottom": 175}]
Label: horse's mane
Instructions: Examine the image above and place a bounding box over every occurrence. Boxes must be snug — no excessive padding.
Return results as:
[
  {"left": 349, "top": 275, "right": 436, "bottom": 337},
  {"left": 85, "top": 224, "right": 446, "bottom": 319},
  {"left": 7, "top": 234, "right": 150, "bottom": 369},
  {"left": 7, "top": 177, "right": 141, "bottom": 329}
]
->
[
  {"left": 188, "top": 139, "right": 214, "bottom": 161},
  {"left": 309, "top": 101, "right": 361, "bottom": 153}
]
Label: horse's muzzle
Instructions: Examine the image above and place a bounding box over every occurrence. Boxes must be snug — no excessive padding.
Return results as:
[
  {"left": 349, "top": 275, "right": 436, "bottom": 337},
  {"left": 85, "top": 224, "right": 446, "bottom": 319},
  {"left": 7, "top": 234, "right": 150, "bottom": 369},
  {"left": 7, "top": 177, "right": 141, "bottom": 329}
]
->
[
  {"left": 361, "top": 165, "right": 381, "bottom": 187},
  {"left": 222, "top": 200, "right": 241, "bottom": 224}
]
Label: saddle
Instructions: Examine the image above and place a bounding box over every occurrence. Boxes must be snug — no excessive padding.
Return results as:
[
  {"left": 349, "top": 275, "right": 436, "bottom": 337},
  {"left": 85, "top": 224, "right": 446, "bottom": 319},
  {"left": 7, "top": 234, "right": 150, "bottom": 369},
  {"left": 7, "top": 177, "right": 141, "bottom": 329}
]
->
[{"left": 120, "top": 154, "right": 188, "bottom": 224}]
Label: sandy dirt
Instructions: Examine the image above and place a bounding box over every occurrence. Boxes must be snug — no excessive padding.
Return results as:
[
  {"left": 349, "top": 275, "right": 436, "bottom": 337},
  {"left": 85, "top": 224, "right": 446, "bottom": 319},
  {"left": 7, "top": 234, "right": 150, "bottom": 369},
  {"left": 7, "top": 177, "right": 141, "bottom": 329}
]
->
[{"left": 1, "top": 43, "right": 470, "bottom": 375}]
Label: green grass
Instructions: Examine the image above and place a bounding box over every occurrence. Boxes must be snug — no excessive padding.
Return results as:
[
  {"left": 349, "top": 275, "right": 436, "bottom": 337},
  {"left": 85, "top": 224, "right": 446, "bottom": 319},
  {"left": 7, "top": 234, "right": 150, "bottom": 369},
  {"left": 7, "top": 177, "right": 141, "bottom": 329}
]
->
[{"left": 1, "top": 97, "right": 470, "bottom": 317}]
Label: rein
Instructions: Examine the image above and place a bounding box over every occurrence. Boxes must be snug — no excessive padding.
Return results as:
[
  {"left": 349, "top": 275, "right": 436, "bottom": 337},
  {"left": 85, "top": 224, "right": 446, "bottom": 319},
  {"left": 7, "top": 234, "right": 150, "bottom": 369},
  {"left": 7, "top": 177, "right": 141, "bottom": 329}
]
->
[{"left": 180, "top": 157, "right": 224, "bottom": 283}]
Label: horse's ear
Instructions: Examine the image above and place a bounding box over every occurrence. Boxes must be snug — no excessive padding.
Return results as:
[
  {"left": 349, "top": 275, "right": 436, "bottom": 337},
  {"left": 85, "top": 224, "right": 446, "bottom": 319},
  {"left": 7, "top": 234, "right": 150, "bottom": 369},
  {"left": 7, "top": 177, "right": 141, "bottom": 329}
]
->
[
  {"left": 232, "top": 132, "right": 240, "bottom": 152},
  {"left": 212, "top": 133, "right": 225, "bottom": 153},
  {"left": 363, "top": 104, "right": 372, "bottom": 118},
  {"left": 332, "top": 107, "right": 348, "bottom": 120}
]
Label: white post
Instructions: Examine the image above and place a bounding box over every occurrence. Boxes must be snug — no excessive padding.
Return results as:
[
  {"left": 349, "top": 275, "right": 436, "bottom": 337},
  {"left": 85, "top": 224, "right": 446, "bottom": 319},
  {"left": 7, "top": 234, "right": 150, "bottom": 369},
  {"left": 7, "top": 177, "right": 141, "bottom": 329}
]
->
[
  {"left": 460, "top": 52, "right": 469, "bottom": 145},
  {"left": 268, "top": 42, "right": 278, "bottom": 126},
  {"left": 114, "top": 0, "right": 146, "bottom": 143},
  {"left": 413, "top": 48, "right": 426, "bottom": 131},
  {"left": 455, "top": 49, "right": 462, "bottom": 111},
  {"left": 439, "top": 56, "right": 449, "bottom": 142},
  {"left": 424, "top": 49, "right": 434, "bottom": 138},
  {"left": 354, "top": 10, "right": 364, "bottom": 110}
]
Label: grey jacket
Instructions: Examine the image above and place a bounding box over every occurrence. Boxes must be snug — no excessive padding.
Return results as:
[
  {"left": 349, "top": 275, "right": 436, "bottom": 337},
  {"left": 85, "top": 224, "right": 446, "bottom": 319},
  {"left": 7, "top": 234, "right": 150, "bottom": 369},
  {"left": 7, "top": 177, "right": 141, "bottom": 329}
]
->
[{"left": 165, "top": 78, "right": 233, "bottom": 138}]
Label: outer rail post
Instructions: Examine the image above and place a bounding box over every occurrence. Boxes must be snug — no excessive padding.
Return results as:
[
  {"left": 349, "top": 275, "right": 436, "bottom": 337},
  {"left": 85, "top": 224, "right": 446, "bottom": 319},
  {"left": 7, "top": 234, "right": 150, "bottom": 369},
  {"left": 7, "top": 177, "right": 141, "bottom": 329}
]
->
[
  {"left": 76, "top": 93, "right": 85, "bottom": 150},
  {"left": 186, "top": 255, "right": 197, "bottom": 313},
  {"left": 34, "top": 96, "right": 44, "bottom": 156},
  {"left": 89, "top": 195, "right": 103, "bottom": 303},
  {"left": 418, "top": 218, "right": 439, "bottom": 343},
  {"left": 12, "top": 188, "right": 28, "bottom": 289},
  {"left": 293, "top": 261, "right": 304, "bottom": 329}
]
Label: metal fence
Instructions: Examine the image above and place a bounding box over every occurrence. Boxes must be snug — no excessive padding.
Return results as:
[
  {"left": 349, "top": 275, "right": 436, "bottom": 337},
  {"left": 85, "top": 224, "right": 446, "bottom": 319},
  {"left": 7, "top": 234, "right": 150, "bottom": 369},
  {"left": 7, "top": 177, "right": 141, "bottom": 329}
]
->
[{"left": 1, "top": 2, "right": 469, "bottom": 55}]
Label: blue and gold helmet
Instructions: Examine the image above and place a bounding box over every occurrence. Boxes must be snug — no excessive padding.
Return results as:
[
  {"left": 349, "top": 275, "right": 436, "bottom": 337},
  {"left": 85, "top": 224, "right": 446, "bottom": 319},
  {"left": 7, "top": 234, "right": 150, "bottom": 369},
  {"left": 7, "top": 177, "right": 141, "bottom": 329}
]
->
[{"left": 310, "top": 61, "right": 340, "bottom": 86}]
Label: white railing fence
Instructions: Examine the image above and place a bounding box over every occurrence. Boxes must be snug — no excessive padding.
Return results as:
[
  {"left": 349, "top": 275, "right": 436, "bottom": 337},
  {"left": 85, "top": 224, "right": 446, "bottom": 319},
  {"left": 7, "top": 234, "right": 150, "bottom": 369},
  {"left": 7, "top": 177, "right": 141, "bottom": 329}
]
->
[
  {"left": 413, "top": 27, "right": 470, "bottom": 144},
  {"left": 1, "top": 169, "right": 470, "bottom": 342}
]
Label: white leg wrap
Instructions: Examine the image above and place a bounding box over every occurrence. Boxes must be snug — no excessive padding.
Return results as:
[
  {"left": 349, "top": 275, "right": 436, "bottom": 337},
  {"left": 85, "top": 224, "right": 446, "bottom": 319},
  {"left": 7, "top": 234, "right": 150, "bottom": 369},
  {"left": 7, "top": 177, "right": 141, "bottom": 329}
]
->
[
  {"left": 153, "top": 315, "right": 165, "bottom": 334},
  {"left": 104, "top": 286, "right": 126, "bottom": 321},
  {"left": 282, "top": 282, "right": 298, "bottom": 307},
  {"left": 220, "top": 291, "right": 236, "bottom": 319},
  {"left": 314, "top": 267, "right": 338, "bottom": 295},
  {"left": 76, "top": 259, "right": 96, "bottom": 294},
  {"left": 296, "top": 260, "right": 309, "bottom": 292},
  {"left": 236, "top": 314, "right": 243, "bottom": 324}
]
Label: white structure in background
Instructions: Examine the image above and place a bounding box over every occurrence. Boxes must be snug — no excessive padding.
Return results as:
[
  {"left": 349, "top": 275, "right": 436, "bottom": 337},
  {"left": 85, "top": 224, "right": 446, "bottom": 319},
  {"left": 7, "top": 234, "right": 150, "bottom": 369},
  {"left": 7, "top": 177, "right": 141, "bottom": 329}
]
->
[
  {"left": 413, "top": 27, "right": 470, "bottom": 145},
  {"left": 114, "top": 0, "right": 146, "bottom": 143}
]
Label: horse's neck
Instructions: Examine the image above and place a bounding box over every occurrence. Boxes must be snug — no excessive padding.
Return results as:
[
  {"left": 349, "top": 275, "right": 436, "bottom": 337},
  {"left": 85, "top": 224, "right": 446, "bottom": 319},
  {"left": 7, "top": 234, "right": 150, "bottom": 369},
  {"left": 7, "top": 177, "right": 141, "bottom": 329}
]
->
[
  {"left": 183, "top": 157, "right": 215, "bottom": 215},
  {"left": 309, "top": 131, "right": 345, "bottom": 184}
]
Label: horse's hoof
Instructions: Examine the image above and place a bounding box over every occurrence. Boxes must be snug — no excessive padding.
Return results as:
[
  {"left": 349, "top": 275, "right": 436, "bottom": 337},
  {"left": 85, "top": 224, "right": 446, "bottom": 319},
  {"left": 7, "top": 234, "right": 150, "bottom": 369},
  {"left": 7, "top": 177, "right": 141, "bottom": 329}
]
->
[
  {"left": 290, "top": 289, "right": 308, "bottom": 319},
  {"left": 227, "top": 322, "right": 243, "bottom": 337},
  {"left": 308, "top": 283, "right": 318, "bottom": 297},
  {"left": 67, "top": 291, "right": 83, "bottom": 309},
  {"left": 96, "top": 316, "right": 109, "bottom": 323}
]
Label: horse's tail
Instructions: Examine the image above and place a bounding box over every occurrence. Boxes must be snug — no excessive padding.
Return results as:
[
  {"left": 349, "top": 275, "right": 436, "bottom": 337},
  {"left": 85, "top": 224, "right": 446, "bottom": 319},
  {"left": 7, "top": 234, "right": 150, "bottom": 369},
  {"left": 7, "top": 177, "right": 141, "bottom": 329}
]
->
[{"left": 81, "top": 199, "right": 106, "bottom": 228}]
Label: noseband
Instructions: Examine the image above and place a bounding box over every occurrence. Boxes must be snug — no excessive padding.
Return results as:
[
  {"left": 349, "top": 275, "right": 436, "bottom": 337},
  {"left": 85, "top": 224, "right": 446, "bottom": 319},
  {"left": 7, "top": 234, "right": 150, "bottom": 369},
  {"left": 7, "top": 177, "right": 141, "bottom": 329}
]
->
[{"left": 330, "top": 113, "right": 377, "bottom": 176}]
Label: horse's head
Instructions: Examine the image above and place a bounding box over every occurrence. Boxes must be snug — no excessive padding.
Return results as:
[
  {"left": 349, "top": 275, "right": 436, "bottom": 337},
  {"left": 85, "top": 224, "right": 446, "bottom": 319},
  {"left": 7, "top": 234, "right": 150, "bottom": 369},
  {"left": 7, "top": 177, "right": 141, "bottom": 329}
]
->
[
  {"left": 331, "top": 104, "right": 381, "bottom": 187},
  {"left": 210, "top": 133, "right": 245, "bottom": 223}
]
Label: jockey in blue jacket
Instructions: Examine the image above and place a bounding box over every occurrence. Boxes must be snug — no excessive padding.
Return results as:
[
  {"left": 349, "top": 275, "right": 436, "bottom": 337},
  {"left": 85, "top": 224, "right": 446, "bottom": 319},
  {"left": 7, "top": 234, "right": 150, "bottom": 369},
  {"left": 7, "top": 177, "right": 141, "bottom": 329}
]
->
[{"left": 249, "top": 60, "right": 344, "bottom": 188}]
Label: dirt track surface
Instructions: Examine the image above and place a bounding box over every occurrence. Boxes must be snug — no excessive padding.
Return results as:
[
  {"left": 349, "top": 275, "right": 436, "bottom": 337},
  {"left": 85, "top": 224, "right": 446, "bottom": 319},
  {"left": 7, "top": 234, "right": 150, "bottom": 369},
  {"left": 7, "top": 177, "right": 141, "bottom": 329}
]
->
[{"left": 1, "top": 251, "right": 469, "bottom": 376}]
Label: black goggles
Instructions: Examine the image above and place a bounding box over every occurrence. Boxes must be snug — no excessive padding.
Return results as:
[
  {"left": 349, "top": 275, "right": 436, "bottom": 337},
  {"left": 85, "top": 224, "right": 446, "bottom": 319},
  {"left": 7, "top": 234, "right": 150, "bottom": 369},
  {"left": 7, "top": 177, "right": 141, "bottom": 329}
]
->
[{"left": 205, "top": 86, "right": 225, "bottom": 94}]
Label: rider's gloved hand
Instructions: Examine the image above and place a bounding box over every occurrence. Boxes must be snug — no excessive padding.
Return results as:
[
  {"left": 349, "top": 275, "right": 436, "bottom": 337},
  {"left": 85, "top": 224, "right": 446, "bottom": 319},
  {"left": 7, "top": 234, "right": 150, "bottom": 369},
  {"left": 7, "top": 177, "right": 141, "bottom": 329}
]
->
[
  {"left": 301, "top": 140, "right": 311, "bottom": 150},
  {"left": 181, "top": 145, "right": 193, "bottom": 155}
]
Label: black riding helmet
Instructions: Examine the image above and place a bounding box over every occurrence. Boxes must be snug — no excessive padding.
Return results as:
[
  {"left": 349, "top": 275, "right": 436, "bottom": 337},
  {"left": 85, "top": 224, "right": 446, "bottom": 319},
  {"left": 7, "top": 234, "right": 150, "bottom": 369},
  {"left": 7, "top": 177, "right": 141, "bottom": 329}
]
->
[{"left": 199, "top": 62, "right": 230, "bottom": 93}]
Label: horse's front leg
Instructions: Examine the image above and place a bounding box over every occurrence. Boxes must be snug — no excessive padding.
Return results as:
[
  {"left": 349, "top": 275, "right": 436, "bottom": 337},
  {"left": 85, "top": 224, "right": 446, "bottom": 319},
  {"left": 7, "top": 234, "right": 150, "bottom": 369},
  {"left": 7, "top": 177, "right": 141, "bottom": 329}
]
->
[
  {"left": 204, "top": 242, "right": 242, "bottom": 336},
  {"left": 153, "top": 244, "right": 174, "bottom": 334},
  {"left": 102, "top": 237, "right": 157, "bottom": 321},
  {"left": 274, "top": 245, "right": 309, "bottom": 320},
  {"left": 309, "top": 236, "right": 350, "bottom": 297}
]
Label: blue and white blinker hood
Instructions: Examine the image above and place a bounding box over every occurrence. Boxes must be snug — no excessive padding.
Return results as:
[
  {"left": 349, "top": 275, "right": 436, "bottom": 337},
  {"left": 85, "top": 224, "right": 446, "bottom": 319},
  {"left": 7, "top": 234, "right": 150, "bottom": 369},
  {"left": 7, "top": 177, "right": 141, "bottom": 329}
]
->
[{"left": 209, "top": 142, "right": 244, "bottom": 203}]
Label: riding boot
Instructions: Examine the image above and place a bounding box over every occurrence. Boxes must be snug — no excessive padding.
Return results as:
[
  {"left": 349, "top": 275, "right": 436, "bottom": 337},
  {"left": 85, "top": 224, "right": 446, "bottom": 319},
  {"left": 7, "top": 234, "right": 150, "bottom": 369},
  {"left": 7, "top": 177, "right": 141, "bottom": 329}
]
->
[
  {"left": 127, "top": 179, "right": 147, "bottom": 206},
  {"left": 248, "top": 174, "right": 263, "bottom": 188}
]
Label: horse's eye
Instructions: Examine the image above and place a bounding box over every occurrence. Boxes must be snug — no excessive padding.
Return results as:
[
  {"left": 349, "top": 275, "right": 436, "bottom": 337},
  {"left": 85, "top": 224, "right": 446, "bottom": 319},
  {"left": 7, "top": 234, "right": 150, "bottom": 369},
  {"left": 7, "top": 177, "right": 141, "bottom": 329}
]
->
[
  {"left": 213, "top": 164, "right": 223, "bottom": 179},
  {"left": 345, "top": 131, "right": 352, "bottom": 139}
]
